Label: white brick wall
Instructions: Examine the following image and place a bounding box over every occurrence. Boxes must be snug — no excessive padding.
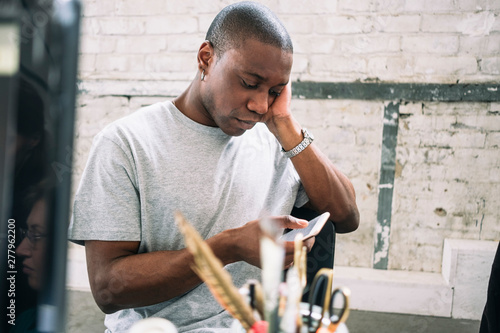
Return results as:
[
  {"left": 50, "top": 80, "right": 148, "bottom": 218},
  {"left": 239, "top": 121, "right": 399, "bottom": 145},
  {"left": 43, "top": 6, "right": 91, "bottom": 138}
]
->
[
  {"left": 77, "top": 0, "right": 500, "bottom": 84},
  {"left": 74, "top": 0, "right": 500, "bottom": 276},
  {"left": 392, "top": 101, "right": 500, "bottom": 272}
]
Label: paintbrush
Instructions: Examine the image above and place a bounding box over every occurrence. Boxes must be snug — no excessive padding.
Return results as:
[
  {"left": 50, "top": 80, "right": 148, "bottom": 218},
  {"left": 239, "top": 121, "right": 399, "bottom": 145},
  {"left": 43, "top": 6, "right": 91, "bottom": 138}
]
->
[
  {"left": 259, "top": 217, "right": 285, "bottom": 333},
  {"left": 279, "top": 233, "right": 306, "bottom": 332},
  {"left": 175, "top": 212, "right": 256, "bottom": 330}
]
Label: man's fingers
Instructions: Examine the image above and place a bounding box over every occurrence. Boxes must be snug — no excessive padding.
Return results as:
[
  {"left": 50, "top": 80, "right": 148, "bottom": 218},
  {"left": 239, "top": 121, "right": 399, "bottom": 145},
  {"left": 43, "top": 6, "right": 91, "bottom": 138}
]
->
[
  {"left": 272, "top": 215, "right": 308, "bottom": 229},
  {"left": 304, "top": 237, "right": 315, "bottom": 252},
  {"left": 284, "top": 251, "right": 294, "bottom": 269},
  {"left": 283, "top": 236, "right": 315, "bottom": 253}
]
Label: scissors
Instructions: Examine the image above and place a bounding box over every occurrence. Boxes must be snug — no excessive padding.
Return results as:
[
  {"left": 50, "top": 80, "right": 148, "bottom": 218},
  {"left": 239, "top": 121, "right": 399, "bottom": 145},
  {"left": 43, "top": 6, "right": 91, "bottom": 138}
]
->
[{"left": 306, "top": 268, "right": 351, "bottom": 333}]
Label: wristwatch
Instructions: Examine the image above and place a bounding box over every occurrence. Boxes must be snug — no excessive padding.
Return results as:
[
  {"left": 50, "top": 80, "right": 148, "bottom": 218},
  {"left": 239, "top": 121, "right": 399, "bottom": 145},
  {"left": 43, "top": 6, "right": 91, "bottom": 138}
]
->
[{"left": 282, "top": 128, "right": 314, "bottom": 158}]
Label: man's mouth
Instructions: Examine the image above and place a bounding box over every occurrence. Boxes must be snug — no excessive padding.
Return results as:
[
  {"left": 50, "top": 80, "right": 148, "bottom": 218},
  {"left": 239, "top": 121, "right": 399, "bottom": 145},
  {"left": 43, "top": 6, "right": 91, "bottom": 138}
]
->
[{"left": 236, "top": 118, "right": 257, "bottom": 130}]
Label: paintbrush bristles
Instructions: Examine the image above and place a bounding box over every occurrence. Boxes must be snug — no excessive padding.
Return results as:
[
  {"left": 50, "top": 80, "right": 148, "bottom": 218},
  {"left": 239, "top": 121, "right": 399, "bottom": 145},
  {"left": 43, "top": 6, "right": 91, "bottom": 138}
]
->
[{"left": 175, "top": 212, "right": 256, "bottom": 330}]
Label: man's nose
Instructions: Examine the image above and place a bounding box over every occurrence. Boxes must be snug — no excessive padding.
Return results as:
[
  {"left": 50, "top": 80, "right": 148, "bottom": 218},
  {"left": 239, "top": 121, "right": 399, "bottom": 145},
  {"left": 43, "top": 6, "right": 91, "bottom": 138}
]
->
[{"left": 247, "top": 92, "right": 269, "bottom": 115}]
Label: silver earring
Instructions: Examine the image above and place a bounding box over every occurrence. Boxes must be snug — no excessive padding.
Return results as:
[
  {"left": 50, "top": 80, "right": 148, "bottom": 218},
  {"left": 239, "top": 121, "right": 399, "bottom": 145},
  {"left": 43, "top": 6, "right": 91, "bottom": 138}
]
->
[{"left": 201, "top": 70, "right": 205, "bottom": 81}]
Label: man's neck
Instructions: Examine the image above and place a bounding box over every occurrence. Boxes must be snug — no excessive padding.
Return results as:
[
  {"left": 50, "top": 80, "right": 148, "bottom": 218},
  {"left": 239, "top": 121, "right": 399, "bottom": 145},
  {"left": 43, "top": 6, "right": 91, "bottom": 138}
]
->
[{"left": 173, "top": 82, "right": 216, "bottom": 127}]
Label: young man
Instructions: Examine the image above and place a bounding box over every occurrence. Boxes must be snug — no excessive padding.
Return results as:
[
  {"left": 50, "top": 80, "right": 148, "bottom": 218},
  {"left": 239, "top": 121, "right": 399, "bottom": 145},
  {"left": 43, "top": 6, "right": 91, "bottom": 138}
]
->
[{"left": 69, "top": 2, "right": 359, "bottom": 332}]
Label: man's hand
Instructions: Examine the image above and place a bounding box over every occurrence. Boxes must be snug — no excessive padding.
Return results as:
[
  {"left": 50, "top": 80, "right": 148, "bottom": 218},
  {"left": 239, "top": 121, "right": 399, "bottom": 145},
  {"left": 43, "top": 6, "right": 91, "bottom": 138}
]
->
[
  {"left": 283, "top": 236, "right": 315, "bottom": 269},
  {"left": 262, "top": 82, "right": 297, "bottom": 142},
  {"left": 227, "top": 215, "right": 315, "bottom": 268}
]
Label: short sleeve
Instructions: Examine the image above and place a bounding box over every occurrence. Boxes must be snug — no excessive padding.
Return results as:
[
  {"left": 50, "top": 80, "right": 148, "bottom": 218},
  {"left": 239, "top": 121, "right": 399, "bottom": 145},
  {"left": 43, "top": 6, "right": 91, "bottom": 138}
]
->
[
  {"left": 294, "top": 181, "right": 309, "bottom": 208},
  {"left": 68, "top": 133, "right": 141, "bottom": 245}
]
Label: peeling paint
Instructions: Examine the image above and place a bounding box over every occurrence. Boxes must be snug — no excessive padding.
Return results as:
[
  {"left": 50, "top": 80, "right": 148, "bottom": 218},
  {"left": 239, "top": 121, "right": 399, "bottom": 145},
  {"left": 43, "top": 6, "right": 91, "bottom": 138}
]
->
[
  {"left": 374, "top": 102, "right": 400, "bottom": 270},
  {"left": 434, "top": 208, "right": 447, "bottom": 217},
  {"left": 383, "top": 117, "right": 398, "bottom": 126},
  {"left": 374, "top": 224, "right": 391, "bottom": 265}
]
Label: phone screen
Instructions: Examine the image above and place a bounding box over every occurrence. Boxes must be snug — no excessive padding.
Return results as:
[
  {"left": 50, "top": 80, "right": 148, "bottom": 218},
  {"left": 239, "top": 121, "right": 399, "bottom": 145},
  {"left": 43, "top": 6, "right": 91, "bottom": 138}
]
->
[{"left": 280, "top": 212, "right": 330, "bottom": 241}]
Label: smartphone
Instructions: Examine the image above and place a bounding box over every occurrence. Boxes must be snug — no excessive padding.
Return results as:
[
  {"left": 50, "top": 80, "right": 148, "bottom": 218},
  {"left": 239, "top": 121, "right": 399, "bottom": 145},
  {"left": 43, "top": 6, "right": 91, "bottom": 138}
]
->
[{"left": 280, "top": 212, "right": 330, "bottom": 241}]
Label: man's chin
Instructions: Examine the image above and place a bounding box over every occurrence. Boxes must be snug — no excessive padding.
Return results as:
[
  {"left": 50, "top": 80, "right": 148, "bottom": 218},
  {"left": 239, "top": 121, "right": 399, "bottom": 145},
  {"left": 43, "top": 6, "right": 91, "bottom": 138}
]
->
[{"left": 221, "top": 127, "right": 247, "bottom": 137}]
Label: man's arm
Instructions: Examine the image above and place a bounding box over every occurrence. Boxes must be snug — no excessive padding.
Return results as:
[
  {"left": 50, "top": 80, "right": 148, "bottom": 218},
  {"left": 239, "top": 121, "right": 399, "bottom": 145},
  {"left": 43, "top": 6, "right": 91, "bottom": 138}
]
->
[
  {"left": 86, "top": 216, "right": 312, "bottom": 314},
  {"left": 265, "top": 83, "right": 360, "bottom": 233},
  {"left": 86, "top": 233, "right": 231, "bottom": 314}
]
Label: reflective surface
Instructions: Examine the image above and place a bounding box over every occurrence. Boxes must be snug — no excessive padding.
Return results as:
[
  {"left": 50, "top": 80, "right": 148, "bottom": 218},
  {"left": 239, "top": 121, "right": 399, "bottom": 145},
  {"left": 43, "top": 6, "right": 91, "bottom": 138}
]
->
[{"left": 0, "top": 1, "right": 80, "bottom": 331}]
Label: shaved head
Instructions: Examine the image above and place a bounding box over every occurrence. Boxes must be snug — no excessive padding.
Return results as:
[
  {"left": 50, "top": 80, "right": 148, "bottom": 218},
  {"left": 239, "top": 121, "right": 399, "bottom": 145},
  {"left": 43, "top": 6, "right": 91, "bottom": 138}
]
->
[{"left": 205, "top": 1, "right": 293, "bottom": 57}]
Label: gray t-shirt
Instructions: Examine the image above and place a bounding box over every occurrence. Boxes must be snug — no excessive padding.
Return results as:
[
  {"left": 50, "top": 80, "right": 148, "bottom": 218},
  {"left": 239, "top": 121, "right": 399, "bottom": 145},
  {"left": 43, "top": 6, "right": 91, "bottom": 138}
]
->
[{"left": 69, "top": 101, "right": 308, "bottom": 332}]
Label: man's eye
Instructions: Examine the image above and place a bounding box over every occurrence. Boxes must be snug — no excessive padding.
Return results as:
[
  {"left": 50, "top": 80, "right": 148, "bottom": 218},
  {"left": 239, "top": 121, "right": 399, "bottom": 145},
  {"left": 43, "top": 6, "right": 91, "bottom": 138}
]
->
[
  {"left": 242, "top": 80, "right": 258, "bottom": 89},
  {"left": 269, "top": 89, "right": 281, "bottom": 97}
]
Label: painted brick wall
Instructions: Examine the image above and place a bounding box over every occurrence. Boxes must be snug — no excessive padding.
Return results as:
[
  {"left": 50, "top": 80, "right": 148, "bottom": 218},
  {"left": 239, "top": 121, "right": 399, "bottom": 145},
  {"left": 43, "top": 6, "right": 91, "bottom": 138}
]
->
[
  {"left": 390, "top": 101, "right": 500, "bottom": 272},
  {"left": 74, "top": 0, "right": 500, "bottom": 273}
]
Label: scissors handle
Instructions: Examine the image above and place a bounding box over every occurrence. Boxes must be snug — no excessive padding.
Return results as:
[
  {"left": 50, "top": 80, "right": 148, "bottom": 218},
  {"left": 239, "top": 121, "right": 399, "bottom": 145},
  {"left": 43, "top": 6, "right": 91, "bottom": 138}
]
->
[
  {"left": 326, "top": 287, "right": 351, "bottom": 332},
  {"left": 306, "top": 268, "right": 333, "bottom": 332}
]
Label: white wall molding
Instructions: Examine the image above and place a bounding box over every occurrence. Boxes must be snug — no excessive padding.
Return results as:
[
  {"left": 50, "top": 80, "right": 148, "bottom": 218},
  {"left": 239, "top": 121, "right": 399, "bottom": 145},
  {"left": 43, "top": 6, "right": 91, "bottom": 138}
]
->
[{"left": 334, "top": 239, "right": 498, "bottom": 320}]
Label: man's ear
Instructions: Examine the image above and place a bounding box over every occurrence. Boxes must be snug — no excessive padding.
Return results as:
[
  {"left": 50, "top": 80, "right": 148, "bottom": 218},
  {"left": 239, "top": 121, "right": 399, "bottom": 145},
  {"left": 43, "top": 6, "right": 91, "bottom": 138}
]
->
[{"left": 197, "top": 41, "right": 215, "bottom": 74}]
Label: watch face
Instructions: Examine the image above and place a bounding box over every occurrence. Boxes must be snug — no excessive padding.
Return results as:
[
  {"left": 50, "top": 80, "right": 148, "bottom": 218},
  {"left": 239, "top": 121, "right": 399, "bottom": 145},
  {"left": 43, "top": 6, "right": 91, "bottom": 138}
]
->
[{"left": 304, "top": 129, "right": 314, "bottom": 140}]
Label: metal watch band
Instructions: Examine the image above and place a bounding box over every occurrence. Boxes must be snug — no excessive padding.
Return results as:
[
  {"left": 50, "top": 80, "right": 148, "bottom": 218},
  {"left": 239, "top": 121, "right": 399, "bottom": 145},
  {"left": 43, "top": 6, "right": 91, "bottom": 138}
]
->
[{"left": 282, "top": 128, "right": 314, "bottom": 158}]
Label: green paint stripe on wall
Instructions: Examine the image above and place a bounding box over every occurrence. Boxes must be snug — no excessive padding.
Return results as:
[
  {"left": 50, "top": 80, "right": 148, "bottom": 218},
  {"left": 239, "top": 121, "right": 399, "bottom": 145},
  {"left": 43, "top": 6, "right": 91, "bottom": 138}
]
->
[{"left": 292, "top": 82, "right": 500, "bottom": 102}]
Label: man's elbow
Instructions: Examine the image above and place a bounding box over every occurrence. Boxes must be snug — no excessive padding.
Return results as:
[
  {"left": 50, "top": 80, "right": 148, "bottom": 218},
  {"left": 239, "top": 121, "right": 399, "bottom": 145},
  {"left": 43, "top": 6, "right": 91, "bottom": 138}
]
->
[
  {"left": 94, "top": 296, "right": 122, "bottom": 315},
  {"left": 334, "top": 207, "right": 360, "bottom": 233},
  {"left": 90, "top": 274, "right": 126, "bottom": 314}
]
